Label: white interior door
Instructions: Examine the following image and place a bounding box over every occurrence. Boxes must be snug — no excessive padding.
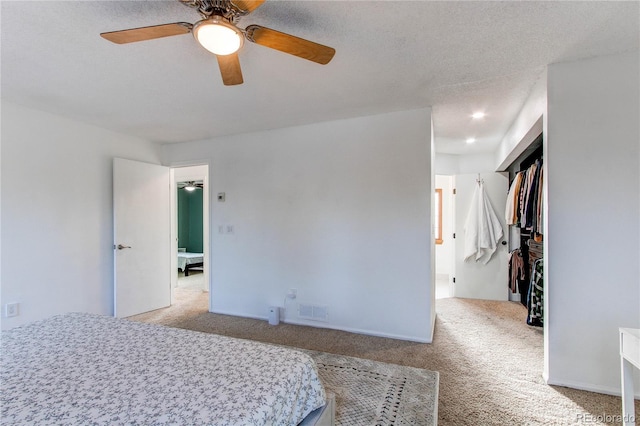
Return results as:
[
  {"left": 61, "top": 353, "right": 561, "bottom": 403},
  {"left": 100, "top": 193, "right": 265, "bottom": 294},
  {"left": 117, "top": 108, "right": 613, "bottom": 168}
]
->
[
  {"left": 452, "top": 172, "right": 509, "bottom": 300},
  {"left": 114, "top": 158, "right": 171, "bottom": 317}
]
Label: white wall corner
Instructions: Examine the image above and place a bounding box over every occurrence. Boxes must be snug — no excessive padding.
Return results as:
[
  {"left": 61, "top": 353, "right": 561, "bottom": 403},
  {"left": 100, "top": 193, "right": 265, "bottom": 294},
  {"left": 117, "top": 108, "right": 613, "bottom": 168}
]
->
[
  {"left": 494, "top": 68, "right": 547, "bottom": 172},
  {"left": 429, "top": 113, "right": 437, "bottom": 340},
  {"left": 1, "top": 101, "right": 161, "bottom": 329}
]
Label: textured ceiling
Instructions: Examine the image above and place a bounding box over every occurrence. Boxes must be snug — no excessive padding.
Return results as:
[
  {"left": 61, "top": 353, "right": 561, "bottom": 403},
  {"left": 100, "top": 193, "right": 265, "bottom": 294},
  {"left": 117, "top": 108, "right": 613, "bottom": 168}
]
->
[{"left": 1, "top": 1, "right": 638, "bottom": 154}]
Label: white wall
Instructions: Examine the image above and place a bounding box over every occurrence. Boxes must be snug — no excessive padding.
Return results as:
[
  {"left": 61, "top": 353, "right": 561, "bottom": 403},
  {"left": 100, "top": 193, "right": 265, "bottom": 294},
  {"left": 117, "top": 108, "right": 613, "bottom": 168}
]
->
[
  {"left": 429, "top": 115, "right": 436, "bottom": 334},
  {"left": 0, "top": 102, "right": 161, "bottom": 329},
  {"left": 546, "top": 51, "right": 640, "bottom": 395},
  {"left": 162, "top": 109, "right": 434, "bottom": 342},
  {"left": 435, "top": 153, "right": 497, "bottom": 175},
  {"left": 435, "top": 153, "right": 460, "bottom": 175},
  {"left": 458, "top": 153, "right": 497, "bottom": 174},
  {"left": 495, "top": 70, "right": 547, "bottom": 171}
]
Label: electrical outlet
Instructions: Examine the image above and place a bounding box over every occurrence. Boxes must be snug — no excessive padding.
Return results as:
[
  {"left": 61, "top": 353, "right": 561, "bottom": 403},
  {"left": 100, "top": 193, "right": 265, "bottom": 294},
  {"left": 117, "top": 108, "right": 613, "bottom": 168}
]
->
[
  {"left": 5, "top": 303, "right": 19, "bottom": 317},
  {"left": 287, "top": 288, "right": 297, "bottom": 299},
  {"left": 226, "top": 225, "right": 234, "bottom": 234}
]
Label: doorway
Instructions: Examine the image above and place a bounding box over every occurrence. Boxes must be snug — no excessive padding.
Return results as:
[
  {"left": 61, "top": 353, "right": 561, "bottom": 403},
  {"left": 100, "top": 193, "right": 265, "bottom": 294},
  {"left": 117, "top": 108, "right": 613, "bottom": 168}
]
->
[
  {"left": 435, "top": 172, "right": 510, "bottom": 301},
  {"left": 170, "top": 165, "right": 210, "bottom": 307},
  {"left": 435, "top": 174, "right": 453, "bottom": 299}
]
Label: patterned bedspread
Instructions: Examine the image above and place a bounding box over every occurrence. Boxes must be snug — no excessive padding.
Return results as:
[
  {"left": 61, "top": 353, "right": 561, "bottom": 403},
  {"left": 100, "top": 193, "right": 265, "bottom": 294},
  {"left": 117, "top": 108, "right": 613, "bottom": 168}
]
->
[
  {"left": 177, "top": 252, "right": 203, "bottom": 271},
  {"left": 1, "top": 313, "right": 326, "bottom": 425}
]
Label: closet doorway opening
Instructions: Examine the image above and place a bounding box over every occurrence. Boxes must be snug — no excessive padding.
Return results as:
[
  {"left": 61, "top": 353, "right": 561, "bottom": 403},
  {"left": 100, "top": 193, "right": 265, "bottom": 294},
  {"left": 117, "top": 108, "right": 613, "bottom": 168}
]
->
[{"left": 170, "top": 165, "right": 210, "bottom": 308}]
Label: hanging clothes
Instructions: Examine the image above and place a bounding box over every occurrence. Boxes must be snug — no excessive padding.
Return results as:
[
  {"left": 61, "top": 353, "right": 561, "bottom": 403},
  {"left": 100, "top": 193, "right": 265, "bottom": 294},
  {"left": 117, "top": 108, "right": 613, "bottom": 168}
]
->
[
  {"left": 508, "top": 249, "right": 525, "bottom": 293},
  {"left": 463, "top": 180, "right": 504, "bottom": 264},
  {"left": 506, "top": 156, "right": 544, "bottom": 324},
  {"left": 506, "top": 160, "right": 544, "bottom": 236},
  {"left": 526, "top": 259, "right": 543, "bottom": 327},
  {"left": 505, "top": 171, "right": 524, "bottom": 225},
  {"left": 524, "top": 165, "right": 539, "bottom": 229},
  {"left": 518, "top": 166, "right": 530, "bottom": 224},
  {"left": 534, "top": 164, "right": 544, "bottom": 241}
]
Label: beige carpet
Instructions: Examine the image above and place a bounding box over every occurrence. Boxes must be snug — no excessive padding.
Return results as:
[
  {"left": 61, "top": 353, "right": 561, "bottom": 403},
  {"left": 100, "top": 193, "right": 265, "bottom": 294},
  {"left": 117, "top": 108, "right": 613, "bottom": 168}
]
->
[{"left": 131, "top": 289, "right": 639, "bottom": 425}]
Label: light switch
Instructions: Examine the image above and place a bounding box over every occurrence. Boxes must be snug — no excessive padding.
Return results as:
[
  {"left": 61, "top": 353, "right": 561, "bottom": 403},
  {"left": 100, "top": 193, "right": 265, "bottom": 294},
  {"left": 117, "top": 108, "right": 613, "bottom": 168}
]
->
[
  {"left": 217, "top": 192, "right": 226, "bottom": 202},
  {"left": 226, "top": 225, "right": 234, "bottom": 234},
  {"left": 218, "top": 225, "right": 224, "bottom": 234}
]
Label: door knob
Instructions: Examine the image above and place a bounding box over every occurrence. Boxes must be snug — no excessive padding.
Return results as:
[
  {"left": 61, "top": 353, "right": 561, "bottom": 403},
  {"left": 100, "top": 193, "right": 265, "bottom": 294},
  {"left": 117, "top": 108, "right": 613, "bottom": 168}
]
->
[{"left": 116, "top": 244, "right": 131, "bottom": 250}]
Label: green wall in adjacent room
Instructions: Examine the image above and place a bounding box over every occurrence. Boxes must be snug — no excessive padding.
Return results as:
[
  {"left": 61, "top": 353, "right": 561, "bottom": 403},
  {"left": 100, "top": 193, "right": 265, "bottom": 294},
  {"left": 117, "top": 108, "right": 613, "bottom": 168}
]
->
[{"left": 177, "top": 188, "right": 203, "bottom": 253}]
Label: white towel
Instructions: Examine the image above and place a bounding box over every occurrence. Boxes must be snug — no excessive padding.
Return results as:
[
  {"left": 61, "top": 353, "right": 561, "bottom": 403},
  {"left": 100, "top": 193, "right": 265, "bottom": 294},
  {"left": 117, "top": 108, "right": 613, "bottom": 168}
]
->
[{"left": 464, "top": 182, "right": 504, "bottom": 264}]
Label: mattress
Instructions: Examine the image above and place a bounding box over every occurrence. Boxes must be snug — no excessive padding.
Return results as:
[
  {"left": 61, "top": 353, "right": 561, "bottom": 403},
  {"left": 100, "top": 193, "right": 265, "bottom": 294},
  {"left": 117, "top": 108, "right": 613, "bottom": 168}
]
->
[
  {"left": 1, "top": 313, "right": 326, "bottom": 425},
  {"left": 177, "top": 252, "right": 203, "bottom": 271}
]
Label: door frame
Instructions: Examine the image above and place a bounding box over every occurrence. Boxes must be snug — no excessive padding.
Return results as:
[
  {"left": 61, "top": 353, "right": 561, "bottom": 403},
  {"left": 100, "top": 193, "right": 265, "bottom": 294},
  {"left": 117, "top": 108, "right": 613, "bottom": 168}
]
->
[{"left": 169, "top": 162, "right": 211, "bottom": 310}]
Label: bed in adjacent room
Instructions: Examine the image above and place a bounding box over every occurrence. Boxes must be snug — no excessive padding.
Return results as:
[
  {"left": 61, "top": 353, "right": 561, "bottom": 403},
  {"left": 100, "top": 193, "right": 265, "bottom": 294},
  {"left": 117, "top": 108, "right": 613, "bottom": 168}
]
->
[
  {"left": 177, "top": 251, "right": 203, "bottom": 276},
  {"left": 1, "top": 313, "right": 331, "bottom": 425}
]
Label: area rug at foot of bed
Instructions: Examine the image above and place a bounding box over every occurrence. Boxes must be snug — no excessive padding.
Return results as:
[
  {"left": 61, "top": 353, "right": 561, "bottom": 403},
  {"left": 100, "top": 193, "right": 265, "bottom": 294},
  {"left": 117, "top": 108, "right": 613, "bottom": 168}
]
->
[{"left": 304, "top": 350, "right": 439, "bottom": 426}]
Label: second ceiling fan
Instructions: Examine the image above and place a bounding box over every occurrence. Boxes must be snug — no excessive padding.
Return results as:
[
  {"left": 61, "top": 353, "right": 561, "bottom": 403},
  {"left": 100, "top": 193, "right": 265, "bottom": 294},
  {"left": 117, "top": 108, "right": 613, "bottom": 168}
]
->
[
  {"left": 178, "top": 181, "right": 203, "bottom": 191},
  {"left": 101, "top": 0, "right": 336, "bottom": 86}
]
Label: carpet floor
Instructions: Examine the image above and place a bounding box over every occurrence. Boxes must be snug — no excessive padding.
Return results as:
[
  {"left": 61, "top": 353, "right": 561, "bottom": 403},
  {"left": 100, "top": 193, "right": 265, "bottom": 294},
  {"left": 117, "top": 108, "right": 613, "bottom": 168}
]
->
[{"left": 130, "top": 287, "right": 639, "bottom": 425}]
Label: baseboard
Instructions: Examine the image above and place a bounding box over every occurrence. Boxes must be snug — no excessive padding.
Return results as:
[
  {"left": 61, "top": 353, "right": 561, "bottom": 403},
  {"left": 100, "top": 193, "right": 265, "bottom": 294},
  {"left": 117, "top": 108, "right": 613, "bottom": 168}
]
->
[
  {"left": 545, "top": 377, "right": 640, "bottom": 399},
  {"left": 284, "top": 318, "right": 432, "bottom": 343},
  {"left": 430, "top": 311, "right": 436, "bottom": 344},
  {"left": 433, "top": 371, "right": 440, "bottom": 426},
  {"left": 209, "top": 308, "right": 267, "bottom": 322},
  {"left": 210, "top": 308, "right": 431, "bottom": 343}
]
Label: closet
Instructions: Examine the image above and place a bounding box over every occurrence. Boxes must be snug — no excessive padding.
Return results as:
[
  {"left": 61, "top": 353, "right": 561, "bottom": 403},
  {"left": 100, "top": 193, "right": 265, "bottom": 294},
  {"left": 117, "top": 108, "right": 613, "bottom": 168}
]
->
[{"left": 506, "top": 133, "right": 544, "bottom": 327}]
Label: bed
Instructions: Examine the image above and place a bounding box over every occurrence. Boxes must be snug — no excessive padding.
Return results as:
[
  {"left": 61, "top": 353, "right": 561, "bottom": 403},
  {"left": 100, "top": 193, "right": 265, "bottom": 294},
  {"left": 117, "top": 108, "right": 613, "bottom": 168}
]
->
[
  {"left": 177, "top": 251, "right": 203, "bottom": 276},
  {"left": 1, "top": 313, "right": 331, "bottom": 425}
]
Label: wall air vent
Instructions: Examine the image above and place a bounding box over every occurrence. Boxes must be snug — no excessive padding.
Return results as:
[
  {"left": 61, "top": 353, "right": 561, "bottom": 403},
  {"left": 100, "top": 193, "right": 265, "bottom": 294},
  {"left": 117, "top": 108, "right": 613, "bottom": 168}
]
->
[{"left": 298, "top": 303, "right": 328, "bottom": 322}]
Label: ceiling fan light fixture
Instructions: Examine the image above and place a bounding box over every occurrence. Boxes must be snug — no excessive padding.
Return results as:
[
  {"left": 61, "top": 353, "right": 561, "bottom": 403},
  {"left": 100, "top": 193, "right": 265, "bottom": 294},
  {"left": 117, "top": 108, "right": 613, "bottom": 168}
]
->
[{"left": 193, "top": 17, "right": 244, "bottom": 56}]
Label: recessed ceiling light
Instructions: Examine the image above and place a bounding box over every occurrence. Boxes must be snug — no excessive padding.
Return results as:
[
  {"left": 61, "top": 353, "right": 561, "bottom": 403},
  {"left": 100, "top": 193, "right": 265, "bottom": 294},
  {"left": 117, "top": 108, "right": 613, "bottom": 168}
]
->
[
  {"left": 466, "top": 138, "right": 476, "bottom": 144},
  {"left": 471, "top": 112, "right": 485, "bottom": 119}
]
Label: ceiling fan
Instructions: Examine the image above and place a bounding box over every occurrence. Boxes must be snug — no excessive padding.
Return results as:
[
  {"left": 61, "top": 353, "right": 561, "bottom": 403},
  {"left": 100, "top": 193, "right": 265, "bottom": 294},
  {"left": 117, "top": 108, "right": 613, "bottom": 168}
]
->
[
  {"left": 100, "top": 0, "right": 336, "bottom": 86},
  {"left": 178, "top": 181, "right": 204, "bottom": 191}
]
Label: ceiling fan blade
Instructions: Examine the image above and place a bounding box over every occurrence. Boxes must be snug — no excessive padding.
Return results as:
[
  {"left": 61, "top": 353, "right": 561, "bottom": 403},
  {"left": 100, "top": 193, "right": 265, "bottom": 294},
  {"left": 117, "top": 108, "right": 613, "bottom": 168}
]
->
[
  {"left": 101, "top": 23, "right": 193, "bottom": 44},
  {"left": 230, "top": 0, "right": 265, "bottom": 13},
  {"left": 245, "top": 25, "right": 335, "bottom": 65},
  {"left": 216, "top": 53, "right": 244, "bottom": 86}
]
